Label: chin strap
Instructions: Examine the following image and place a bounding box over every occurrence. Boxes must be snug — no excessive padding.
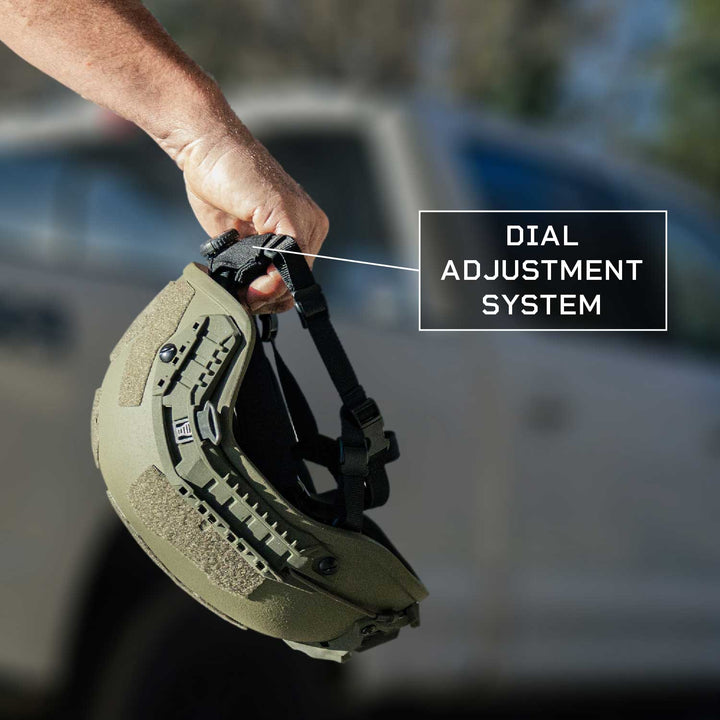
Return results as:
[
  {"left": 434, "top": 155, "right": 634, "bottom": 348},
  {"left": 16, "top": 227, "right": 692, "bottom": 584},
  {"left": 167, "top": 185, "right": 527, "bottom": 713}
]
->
[{"left": 201, "top": 230, "right": 398, "bottom": 531}]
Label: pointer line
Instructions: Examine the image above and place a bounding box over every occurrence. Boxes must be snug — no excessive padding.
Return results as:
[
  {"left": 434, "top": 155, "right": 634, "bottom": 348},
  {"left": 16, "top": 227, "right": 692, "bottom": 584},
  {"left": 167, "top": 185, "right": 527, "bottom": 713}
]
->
[{"left": 252, "top": 246, "right": 419, "bottom": 273}]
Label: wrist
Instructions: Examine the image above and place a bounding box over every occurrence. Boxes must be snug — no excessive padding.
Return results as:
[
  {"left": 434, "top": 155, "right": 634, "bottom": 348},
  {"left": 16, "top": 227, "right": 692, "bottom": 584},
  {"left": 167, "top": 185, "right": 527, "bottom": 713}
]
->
[{"left": 144, "top": 75, "right": 252, "bottom": 170}]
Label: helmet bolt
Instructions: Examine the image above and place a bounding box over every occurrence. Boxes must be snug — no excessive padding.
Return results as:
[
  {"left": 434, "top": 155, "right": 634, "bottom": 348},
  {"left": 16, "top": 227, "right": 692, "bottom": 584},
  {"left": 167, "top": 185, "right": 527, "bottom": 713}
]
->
[
  {"left": 316, "top": 556, "right": 339, "bottom": 576},
  {"left": 361, "top": 624, "right": 377, "bottom": 635},
  {"left": 159, "top": 344, "right": 177, "bottom": 363}
]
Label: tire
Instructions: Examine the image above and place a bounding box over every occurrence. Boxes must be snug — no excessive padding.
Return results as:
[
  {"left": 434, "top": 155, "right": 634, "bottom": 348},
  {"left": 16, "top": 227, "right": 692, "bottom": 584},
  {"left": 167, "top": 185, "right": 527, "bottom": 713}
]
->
[{"left": 82, "top": 582, "right": 346, "bottom": 720}]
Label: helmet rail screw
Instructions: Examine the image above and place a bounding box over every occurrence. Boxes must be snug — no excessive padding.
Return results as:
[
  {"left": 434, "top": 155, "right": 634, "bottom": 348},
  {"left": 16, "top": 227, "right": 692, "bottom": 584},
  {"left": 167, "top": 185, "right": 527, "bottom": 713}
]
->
[
  {"left": 316, "top": 556, "right": 339, "bottom": 576},
  {"left": 159, "top": 344, "right": 177, "bottom": 363},
  {"left": 361, "top": 624, "right": 377, "bottom": 635}
]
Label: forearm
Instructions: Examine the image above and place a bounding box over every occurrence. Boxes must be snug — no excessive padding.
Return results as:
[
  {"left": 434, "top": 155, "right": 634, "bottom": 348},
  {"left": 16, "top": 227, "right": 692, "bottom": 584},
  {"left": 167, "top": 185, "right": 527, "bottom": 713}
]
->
[
  {"left": 0, "top": 0, "right": 244, "bottom": 164},
  {"left": 1, "top": 0, "right": 328, "bottom": 311}
]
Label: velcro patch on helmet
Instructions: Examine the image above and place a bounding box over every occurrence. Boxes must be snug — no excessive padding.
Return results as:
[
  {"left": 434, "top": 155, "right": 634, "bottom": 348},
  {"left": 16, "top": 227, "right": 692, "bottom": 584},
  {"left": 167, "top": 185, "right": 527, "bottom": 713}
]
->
[
  {"left": 114, "top": 280, "right": 195, "bottom": 407},
  {"left": 129, "top": 466, "right": 264, "bottom": 597}
]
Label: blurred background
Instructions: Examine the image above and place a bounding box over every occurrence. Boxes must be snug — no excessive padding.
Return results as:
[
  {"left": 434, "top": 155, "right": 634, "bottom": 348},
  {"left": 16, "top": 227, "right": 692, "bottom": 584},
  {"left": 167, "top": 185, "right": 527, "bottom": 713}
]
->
[{"left": 1, "top": 0, "right": 719, "bottom": 718}]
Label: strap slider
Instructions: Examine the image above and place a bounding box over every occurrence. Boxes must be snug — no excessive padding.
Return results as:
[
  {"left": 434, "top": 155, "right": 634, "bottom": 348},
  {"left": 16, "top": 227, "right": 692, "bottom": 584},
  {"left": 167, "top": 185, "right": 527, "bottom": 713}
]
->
[
  {"left": 258, "top": 313, "right": 278, "bottom": 342},
  {"left": 349, "top": 398, "right": 390, "bottom": 457},
  {"left": 294, "top": 283, "right": 328, "bottom": 327}
]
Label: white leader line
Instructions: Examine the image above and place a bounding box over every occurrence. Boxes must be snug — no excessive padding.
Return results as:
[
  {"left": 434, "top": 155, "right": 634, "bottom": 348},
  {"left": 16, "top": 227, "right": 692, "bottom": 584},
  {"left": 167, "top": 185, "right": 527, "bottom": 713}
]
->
[{"left": 252, "top": 246, "right": 419, "bottom": 272}]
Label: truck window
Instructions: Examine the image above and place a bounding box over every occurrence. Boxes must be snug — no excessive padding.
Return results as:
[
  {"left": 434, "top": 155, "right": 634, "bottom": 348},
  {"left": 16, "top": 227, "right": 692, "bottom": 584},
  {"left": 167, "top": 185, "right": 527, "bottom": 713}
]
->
[
  {"left": 454, "top": 141, "right": 667, "bottom": 335},
  {"left": 60, "top": 135, "right": 199, "bottom": 275},
  {"left": 0, "top": 150, "right": 70, "bottom": 261},
  {"left": 457, "top": 142, "right": 620, "bottom": 211},
  {"left": 0, "top": 134, "right": 199, "bottom": 275}
]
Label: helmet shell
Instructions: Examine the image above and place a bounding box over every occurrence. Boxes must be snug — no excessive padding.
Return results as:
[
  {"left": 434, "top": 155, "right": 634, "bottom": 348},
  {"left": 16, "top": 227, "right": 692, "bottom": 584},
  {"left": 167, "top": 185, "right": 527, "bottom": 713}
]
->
[{"left": 92, "top": 263, "right": 427, "bottom": 659}]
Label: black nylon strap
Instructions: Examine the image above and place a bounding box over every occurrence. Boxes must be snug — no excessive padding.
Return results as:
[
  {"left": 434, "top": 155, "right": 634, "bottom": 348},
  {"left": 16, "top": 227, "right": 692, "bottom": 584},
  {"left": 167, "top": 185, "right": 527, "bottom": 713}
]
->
[
  {"left": 205, "top": 233, "right": 395, "bottom": 531},
  {"left": 268, "top": 250, "right": 367, "bottom": 408},
  {"left": 270, "top": 334, "right": 371, "bottom": 530}
]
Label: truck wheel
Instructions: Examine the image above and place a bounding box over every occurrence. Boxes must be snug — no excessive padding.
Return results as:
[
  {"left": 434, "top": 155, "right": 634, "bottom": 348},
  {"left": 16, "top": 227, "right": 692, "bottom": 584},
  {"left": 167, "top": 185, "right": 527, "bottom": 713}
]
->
[{"left": 83, "top": 581, "right": 345, "bottom": 720}]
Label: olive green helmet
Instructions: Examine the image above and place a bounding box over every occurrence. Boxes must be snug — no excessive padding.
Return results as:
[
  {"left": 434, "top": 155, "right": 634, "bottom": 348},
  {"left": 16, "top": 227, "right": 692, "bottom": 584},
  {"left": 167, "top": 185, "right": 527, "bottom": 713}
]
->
[{"left": 91, "top": 232, "right": 427, "bottom": 662}]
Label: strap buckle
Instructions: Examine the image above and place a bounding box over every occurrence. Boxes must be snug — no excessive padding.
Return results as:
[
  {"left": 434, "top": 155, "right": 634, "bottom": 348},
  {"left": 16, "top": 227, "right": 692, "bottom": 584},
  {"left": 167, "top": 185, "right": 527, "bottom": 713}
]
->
[
  {"left": 349, "top": 398, "right": 390, "bottom": 457},
  {"left": 294, "top": 284, "right": 328, "bottom": 327}
]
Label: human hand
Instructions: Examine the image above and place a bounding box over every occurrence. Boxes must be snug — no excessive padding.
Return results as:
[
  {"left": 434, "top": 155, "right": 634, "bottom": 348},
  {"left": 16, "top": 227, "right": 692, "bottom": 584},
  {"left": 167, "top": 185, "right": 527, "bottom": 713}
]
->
[
  {"left": 0, "top": 0, "right": 327, "bottom": 313},
  {"left": 177, "top": 120, "right": 328, "bottom": 314}
]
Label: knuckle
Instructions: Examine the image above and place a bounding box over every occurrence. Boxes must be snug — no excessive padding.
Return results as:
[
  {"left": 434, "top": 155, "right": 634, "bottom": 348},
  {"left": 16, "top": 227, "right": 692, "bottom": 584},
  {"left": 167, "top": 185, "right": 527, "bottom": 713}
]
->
[{"left": 271, "top": 195, "right": 328, "bottom": 249}]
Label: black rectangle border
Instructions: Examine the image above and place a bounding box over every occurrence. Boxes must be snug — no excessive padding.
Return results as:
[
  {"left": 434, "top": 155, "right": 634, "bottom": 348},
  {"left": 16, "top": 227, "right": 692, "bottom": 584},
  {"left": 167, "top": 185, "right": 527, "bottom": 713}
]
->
[{"left": 418, "top": 210, "right": 668, "bottom": 332}]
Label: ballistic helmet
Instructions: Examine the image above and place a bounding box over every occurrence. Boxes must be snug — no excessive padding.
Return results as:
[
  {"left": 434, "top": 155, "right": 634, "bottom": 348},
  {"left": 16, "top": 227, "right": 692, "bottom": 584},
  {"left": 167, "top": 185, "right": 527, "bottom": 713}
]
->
[{"left": 91, "top": 231, "right": 427, "bottom": 661}]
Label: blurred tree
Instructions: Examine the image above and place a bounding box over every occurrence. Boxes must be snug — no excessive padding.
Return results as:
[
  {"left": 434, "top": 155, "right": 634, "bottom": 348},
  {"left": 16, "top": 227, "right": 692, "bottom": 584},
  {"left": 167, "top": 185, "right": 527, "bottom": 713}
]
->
[
  {"left": 448, "top": 0, "right": 575, "bottom": 116},
  {"left": 146, "top": 0, "right": 579, "bottom": 118},
  {"left": 658, "top": 0, "right": 720, "bottom": 194},
  {"left": 0, "top": 0, "right": 585, "bottom": 121}
]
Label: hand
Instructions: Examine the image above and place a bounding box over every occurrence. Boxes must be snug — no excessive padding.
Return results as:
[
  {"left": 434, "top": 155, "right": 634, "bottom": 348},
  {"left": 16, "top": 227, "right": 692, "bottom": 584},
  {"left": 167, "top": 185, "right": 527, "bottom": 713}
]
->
[
  {"left": 0, "top": 0, "right": 327, "bottom": 315},
  {"left": 178, "top": 121, "right": 328, "bottom": 314}
]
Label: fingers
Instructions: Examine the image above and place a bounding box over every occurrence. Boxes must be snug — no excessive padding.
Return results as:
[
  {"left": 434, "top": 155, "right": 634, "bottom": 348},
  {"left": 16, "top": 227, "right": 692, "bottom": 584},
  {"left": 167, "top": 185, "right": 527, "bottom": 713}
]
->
[
  {"left": 181, "top": 133, "right": 329, "bottom": 309},
  {"left": 255, "top": 297, "right": 296, "bottom": 315},
  {"left": 244, "top": 291, "right": 294, "bottom": 315},
  {"left": 274, "top": 203, "right": 329, "bottom": 267},
  {"left": 185, "top": 184, "right": 249, "bottom": 237},
  {"left": 246, "top": 264, "right": 286, "bottom": 308},
  {"left": 248, "top": 288, "right": 293, "bottom": 314},
  {"left": 237, "top": 266, "right": 292, "bottom": 314},
  {"left": 240, "top": 206, "right": 327, "bottom": 312}
]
